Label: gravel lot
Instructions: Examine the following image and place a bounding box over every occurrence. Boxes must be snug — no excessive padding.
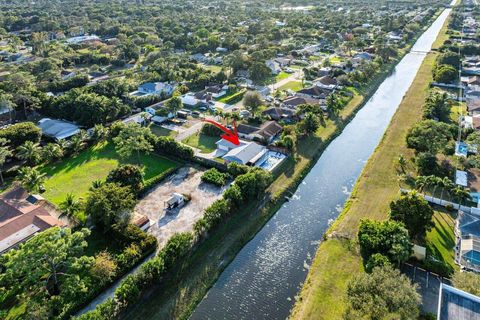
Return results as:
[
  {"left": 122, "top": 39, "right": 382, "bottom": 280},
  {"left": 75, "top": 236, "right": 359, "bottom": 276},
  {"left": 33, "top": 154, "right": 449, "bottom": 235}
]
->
[{"left": 134, "top": 166, "right": 226, "bottom": 247}]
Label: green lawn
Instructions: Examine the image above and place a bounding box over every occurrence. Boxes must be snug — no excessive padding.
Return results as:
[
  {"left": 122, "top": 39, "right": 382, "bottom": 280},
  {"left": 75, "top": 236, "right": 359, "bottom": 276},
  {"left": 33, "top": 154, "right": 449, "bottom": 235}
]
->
[
  {"left": 182, "top": 133, "right": 218, "bottom": 153},
  {"left": 202, "top": 64, "right": 222, "bottom": 74},
  {"left": 149, "top": 124, "right": 177, "bottom": 138},
  {"left": 425, "top": 209, "right": 458, "bottom": 274},
  {"left": 277, "top": 81, "right": 304, "bottom": 92},
  {"left": 217, "top": 89, "right": 246, "bottom": 104},
  {"left": 276, "top": 71, "right": 290, "bottom": 82},
  {"left": 41, "top": 141, "right": 179, "bottom": 205}
]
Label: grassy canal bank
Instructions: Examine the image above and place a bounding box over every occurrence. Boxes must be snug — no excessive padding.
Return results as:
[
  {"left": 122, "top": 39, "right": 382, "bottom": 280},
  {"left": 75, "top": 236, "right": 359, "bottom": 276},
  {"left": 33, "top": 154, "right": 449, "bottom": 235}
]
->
[{"left": 290, "top": 11, "right": 453, "bottom": 320}]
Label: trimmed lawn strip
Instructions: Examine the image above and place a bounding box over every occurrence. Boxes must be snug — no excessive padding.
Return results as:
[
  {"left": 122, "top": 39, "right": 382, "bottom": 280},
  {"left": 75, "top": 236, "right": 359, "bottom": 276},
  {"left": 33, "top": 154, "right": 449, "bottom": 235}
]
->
[
  {"left": 41, "top": 141, "right": 179, "bottom": 205},
  {"left": 217, "top": 89, "right": 246, "bottom": 104},
  {"left": 425, "top": 209, "right": 457, "bottom": 273},
  {"left": 290, "top": 49, "right": 446, "bottom": 320}
]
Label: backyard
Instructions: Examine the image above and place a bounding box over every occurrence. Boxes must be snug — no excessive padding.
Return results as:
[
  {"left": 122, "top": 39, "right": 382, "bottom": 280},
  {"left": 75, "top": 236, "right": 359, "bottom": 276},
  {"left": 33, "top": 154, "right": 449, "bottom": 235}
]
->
[
  {"left": 149, "top": 124, "right": 177, "bottom": 138},
  {"left": 41, "top": 141, "right": 179, "bottom": 205},
  {"left": 277, "top": 80, "right": 304, "bottom": 92},
  {"left": 182, "top": 133, "right": 218, "bottom": 153}
]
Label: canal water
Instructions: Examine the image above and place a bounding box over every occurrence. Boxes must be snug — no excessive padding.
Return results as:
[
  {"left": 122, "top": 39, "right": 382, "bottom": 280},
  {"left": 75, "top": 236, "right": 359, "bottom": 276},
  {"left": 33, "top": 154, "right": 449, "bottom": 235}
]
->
[{"left": 189, "top": 8, "right": 452, "bottom": 320}]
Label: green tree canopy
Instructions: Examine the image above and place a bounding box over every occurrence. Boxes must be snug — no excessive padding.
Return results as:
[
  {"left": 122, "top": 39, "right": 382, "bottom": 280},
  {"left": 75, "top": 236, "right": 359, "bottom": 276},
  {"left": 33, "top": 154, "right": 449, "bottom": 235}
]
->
[
  {"left": 406, "top": 119, "right": 454, "bottom": 153},
  {"left": 345, "top": 266, "right": 420, "bottom": 320}
]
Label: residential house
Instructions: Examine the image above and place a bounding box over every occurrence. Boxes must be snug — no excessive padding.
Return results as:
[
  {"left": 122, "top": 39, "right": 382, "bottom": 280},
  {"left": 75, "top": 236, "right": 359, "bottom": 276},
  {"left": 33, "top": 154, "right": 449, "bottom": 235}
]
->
[
  {"left": 0, "top": 186, "right": 64, "bottom": 254},
  {"left": 130, "top": 82, "right": 176, "bottom": 97},
  {"left": 266, "top": 59, "right": 282, "bottom": 75},
  {"left": 313, "top": 76, "right": 338, "bottom": 90},
  {"left": 38, "top": 118, "right": 80, "bottom": 141},
  {"left": 216, "top": 47, "right": 228, "bottom": 53},
  {"left": 296, "top": 85, "right": 331, "bottom": 99},
  {"left": 60, "top": 70, "right": 76, "bottom": 80},
  {"left": 262, "top": 107, "right": 296, "bottom": 121},
  {"left": 220, "top": 140, "right": 268, "bottom": 166},
  {"left": 205, "top": 84, "right": 228, "bottom": 98},
  {"left": 66, "top": 35, "right": 101, "bottom": 45},
  {"left": 236, "top": 121, "right": 283, "bottom": 144},
  {"left": 467, "top": 76, "right": 480, "bottom": 87},
  {"left": 275, "top": 57, "right": 292, "bottom": 67},
  {"left": 282, "top": 95, "right": 326, "bottom": 111}
]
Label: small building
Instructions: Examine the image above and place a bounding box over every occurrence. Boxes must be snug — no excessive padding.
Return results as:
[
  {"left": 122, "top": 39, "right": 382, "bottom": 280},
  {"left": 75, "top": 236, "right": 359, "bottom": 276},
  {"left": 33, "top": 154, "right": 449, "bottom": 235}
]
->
[
  {"left": 205, "top": 84, "right": 228, "bottom": 98},
  {"left": 66, "top": 35, "right": 101, "bottom": 45},
  {"left": 122, "top": 112, "right": 152, "bottom": 126},
  {"left": 266, "top": 59, "right": 281, "bottom": 75},
  {"left": 37, "top": 118, "right": 80, "bottom": 141},
  {"left": 313, "top": 76, "right": 338, "bottom": 90},
  {"left": 0, "top": 186, "right": 64, "bottom": 254},
  {"left": 132, "top": 213, "right": 150, "bottom": 231},
  {"left": 437, "top": 283, "right": 480, "bottom": 320}
]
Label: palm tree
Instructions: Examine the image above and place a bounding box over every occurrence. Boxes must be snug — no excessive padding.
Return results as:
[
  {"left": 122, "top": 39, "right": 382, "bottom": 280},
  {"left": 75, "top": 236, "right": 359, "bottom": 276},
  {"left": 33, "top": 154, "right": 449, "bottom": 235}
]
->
[
  {"left": 440, "top": 177, "right": 454, "bottom": 201},
  {"left": 429, "top": 176, "right": 443, "bottom": 198},
  {"left": 42, "top": 143, "right": 63, "bottom": 163},
  {"left": 92, "top": 124, "right": 109, "bottom": 142},
  {"left": 397, "top": 154, "right": 407, "bottom": 173},
  {"left": 414, "top": 175, "right": 428, "bottom": 193},
  {"left": 17, "top": 141, "right": 42, "bottom": 165},
  {"left": 16, "top": 167, "right": 46, "bottom": 193},
  {"left": 89, "top": 179, "right": 104, "bottom": 191},
  {"left": 231, "top": 112, "right": 241, "bottom": 122},
  {"left": 451, "top": 186, "right": 472, "bottom": 206},
  {"left": 59, "top": 193, "right": 82, "bottom": 226},
  {"left": 69, "top": 135, "right": 86, "bottom": 154},
  {"left": 0, "top": 138, "right": 12, "bottom": 185}
]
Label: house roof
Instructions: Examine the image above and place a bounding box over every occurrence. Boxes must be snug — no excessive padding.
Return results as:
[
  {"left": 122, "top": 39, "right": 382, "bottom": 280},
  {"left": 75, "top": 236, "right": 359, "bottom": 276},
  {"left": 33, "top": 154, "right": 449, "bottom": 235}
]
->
[
  {"left": 456, "top": 170, "right": 468, "bottom": 187},
  {"left": 296, "top": 86, "right": 330, "bottom": 98},
  {"left": 222, "top": 142, "right": 267, "bottom": 165},
  {"left": 257, "top": 121, "right": 283, "bottom": 140},
  {"left": 237, "top": 124, "right": 259, "bottom": 134},
  {"left": 37, "top": 118, "right": 80, "bottom": 140},
  {"left": 283, "top": 95, "right": 322, "bottom": 107},
  {"left": 314, "top": 76, "right": 337, "bottom": 86},
  {"left": 438, "top": 283, "right": 480, "bottom": 320},
  {"left": 0, "top": 186, "right": 64, "bottom": 253},
  {"left": 262, "top": 107, "right": 295, "bottom": 119}
]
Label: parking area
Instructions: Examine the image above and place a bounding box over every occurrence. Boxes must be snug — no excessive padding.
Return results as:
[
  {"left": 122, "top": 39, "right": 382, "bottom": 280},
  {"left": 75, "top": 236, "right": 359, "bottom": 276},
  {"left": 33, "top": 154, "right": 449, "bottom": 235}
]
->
[{"left": 134, "top": 166, "right": 226, "bottom": 247}]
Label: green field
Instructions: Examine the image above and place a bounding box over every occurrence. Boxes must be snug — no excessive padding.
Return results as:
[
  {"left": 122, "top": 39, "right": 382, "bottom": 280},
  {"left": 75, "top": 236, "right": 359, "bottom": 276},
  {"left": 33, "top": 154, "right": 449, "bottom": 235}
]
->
[
  {"left": 149, "top": 124, "right": 177, "bottom": 138},
  {"left": 276, "top": 71, "right": 290, "bottom": 81},
  {"left": 425, "top": 209, "right": 457, "bottom": 274},
  {"left": 216, "top": 89, "right": 246, "bottom": 104},
  {"left": 182, "top": 133, "right": 218, "bottom": 153},
  {"left": 41, "top": 141, "right": 179, "bottom": 205},
  {"left": 291, "top": 28, "right": 449, "bottom": 320},
  {"left": 277, "top": 81, "right": 304, "bottom": 92}
]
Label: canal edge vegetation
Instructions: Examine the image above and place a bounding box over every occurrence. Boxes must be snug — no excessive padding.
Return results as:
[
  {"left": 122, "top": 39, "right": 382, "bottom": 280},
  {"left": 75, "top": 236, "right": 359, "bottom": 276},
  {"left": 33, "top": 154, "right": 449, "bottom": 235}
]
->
[
  {"left": 289, "top": 9, "right": 452, "bottom": 320},
  {"left": 112, "top": 14, "right": 447, "bottom": 320}
]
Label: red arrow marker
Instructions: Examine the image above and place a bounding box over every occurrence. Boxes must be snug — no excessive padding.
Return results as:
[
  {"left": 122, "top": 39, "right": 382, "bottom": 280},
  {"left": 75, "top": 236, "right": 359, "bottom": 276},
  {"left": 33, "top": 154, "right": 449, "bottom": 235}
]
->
[{"left": 203, "top": 119, "right": 240, "bottom": 145}]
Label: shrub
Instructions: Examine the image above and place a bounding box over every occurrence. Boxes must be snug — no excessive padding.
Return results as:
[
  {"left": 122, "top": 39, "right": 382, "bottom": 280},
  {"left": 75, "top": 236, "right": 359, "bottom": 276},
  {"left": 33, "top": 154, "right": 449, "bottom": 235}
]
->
[
  {"left": 107, "top": 164, "right": 144, "bottom": 194},
  {"left": 227, "top": 162, "right": 250, "bottom": 177},
  {"left": 365, "top": 253, "right": 391, "bottom": 273},
  {"left": 160, "top": 232, "right": 194, "bottom": 269},
  {"left": 114, "top": 274, "right": 141, "bottom": 305},
  {"left": 201, "top": 123, "right": 223, "bottom": 136},
  {"left": 201, "top": 168, "right": 227, "bottom": 186},
  {"left": 0, "top": 122, "right": 41, "bottom": 149},
  {"left": 155, "top": 136, "right": 194, "bottom": 160},
  {"left": 223, "top": 184, "right": 243, "bottom": 207}
]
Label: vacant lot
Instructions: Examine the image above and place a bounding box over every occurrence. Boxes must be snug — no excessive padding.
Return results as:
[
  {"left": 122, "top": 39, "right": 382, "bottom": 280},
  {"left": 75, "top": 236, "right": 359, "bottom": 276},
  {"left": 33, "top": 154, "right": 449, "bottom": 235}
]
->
[
  {"left": 134, "top": 167, "right": 225, "bottom": 247},
  {"left": 277, "top": 80, "right": 304, "bottom": 92},
  {"left": 41, "top": 141, "right": 179, "bottom": 205}
]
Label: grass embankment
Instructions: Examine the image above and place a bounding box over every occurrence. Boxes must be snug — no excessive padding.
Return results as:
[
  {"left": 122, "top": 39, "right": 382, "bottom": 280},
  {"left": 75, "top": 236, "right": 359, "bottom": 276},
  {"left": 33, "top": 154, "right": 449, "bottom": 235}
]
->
[
  {"left": 121, "top": 49, "right": 408, "bottom": 320},
  {"left": 290, "top": 17, "right": 453, "bottom": 319},
  {"left": 41, "top": 141, "right": 179, "bottom": 205}
]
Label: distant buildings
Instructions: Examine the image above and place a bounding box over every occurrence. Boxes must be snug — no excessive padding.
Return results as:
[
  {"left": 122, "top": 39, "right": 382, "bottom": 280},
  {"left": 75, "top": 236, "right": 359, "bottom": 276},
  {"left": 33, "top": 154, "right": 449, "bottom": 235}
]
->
[{"left": 129, "top": 82, "right": 176, "bottom": 97}]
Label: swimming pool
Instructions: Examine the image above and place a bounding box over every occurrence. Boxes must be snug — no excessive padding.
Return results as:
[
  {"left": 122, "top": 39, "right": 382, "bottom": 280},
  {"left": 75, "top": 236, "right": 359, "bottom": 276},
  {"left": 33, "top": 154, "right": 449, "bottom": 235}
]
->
[
  {"left": 463, "top": 250, "right": 480, "bottom": 266},
  {"left": 256, "top": 151, "right": 286, "bottom": 171}
]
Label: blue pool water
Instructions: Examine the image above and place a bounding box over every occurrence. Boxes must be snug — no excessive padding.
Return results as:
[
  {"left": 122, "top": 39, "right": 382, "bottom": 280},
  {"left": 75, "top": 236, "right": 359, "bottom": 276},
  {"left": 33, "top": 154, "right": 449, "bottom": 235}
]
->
[{"left": 463, "top": 250, "right": 480, "bottom": 265}]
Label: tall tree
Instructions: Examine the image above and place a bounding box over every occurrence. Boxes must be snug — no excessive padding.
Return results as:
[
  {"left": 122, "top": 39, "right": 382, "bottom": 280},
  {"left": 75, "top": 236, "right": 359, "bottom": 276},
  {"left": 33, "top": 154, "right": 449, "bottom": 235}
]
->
[
  {"left": 16, "top": 167, "right": 46, "bottom": 193},
  {"left": 16, "top": 140, "right": 42, "bottom": 165},
  {"left": 113, "top": 123, "right": 153, "bottom": 164},
  {"left": 389, "top": 191, "right": 434, "bottom": 241},
  {"left": 59, "top": 193, "right": 83, "bottom": 226},
  {"left": 345, "top": 266, "right": 420, "bottom": 320},
  {"left": 0, "top": 138, "right": 12, "bottom": 185}
]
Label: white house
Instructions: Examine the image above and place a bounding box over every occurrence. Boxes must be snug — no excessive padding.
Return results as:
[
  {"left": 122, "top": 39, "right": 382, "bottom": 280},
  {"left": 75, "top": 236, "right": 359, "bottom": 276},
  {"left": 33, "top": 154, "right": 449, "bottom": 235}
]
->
[
  {"left": 129, "top": 82, "right": 176, "bottom": 97},
  {"left": 37, "top": 118, "right": 80, "bottom": 141},
  {"left": 222, "top": 141, "right": 268, "bottom": 166}
]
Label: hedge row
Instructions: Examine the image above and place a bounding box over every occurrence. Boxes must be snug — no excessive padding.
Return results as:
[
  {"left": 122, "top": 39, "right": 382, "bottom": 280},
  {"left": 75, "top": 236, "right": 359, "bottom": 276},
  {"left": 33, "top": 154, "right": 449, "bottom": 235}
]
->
[{"left": 76, "top": 232, "right": 193, "bottom": 319}]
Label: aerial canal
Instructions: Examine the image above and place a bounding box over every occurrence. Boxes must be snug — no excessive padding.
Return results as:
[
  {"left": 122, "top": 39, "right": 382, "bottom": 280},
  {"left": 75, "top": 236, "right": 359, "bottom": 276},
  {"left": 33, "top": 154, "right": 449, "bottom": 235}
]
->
[{"left": 189, "top": 7, "right": 452, "bottom": 320}]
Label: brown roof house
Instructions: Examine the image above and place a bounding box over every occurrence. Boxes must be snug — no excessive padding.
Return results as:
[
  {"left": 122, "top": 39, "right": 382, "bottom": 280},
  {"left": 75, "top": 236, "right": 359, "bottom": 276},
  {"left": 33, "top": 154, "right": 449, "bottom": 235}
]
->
[
  {"left": 262, "top": 107, "right": 296, "bottom": 121},
  {"left": 237, "top": 121, "right": 283, "bottom": 144},
  {"left": 0, "top": 185, "right": 64, "bottom": 254}
]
